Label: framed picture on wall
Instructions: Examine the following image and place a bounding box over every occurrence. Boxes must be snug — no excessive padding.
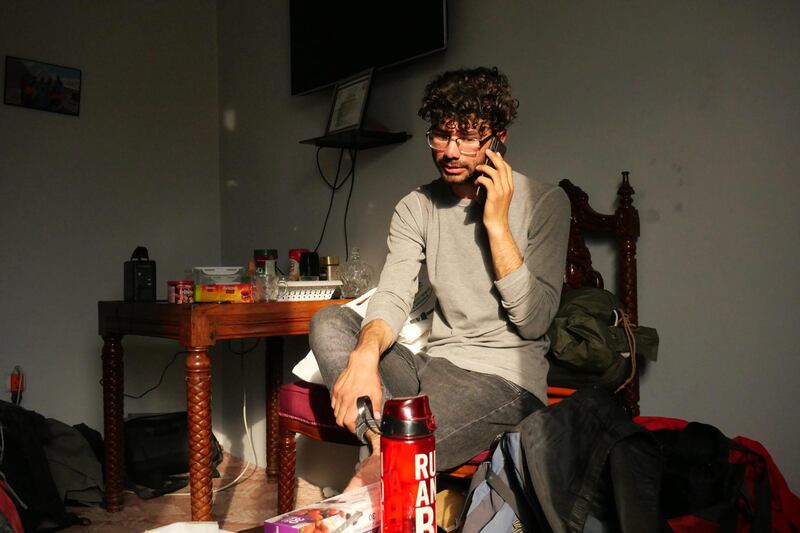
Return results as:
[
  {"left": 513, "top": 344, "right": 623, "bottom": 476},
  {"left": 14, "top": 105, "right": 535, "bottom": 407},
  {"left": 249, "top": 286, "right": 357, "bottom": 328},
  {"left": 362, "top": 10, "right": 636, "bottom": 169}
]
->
[
  {"left": 4, "top": 56, "right": 82, "bottom": 116},
  {"left": 325, "top": 69, "right": 373, "bottom": 135}
]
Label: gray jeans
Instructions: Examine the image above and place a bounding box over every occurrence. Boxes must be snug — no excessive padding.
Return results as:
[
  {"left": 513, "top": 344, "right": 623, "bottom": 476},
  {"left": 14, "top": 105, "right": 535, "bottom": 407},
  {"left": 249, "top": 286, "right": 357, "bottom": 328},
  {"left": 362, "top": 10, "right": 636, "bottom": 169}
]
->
[{"left": 309, "top": 305, "right": 544, "bottom": 471}]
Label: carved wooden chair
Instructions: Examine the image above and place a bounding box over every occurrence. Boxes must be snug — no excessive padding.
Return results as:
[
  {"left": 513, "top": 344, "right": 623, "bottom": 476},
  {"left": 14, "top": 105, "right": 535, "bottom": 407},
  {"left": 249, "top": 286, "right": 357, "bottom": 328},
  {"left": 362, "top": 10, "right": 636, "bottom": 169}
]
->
[{"left": 277, "top": 172, "right": 641, "bottom": 513}]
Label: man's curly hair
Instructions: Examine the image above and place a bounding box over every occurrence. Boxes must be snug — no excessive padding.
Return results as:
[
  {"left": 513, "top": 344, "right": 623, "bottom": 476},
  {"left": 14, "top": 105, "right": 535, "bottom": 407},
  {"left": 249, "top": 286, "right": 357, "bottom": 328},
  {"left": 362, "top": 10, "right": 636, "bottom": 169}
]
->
[{"left": 418, "top": 66, "right": 519, "bottom": 133}]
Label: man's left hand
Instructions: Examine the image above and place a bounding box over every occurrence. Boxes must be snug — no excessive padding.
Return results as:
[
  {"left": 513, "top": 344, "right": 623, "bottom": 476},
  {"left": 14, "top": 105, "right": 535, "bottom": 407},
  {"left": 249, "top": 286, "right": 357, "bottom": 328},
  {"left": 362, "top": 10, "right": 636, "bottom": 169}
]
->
[
  {"left": 476, "top": 149, "right": 524, "bottom": 280},
  {"left": 476, "top": 148, "right": 514, "bottom": 234}
]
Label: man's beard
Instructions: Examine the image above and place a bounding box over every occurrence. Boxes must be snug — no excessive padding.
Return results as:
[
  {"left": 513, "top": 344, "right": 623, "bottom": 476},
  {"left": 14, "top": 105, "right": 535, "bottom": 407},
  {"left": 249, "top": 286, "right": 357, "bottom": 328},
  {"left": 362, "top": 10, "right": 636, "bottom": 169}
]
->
[{"left": 438, "top": 162, "right": 478, "bottom": 183}]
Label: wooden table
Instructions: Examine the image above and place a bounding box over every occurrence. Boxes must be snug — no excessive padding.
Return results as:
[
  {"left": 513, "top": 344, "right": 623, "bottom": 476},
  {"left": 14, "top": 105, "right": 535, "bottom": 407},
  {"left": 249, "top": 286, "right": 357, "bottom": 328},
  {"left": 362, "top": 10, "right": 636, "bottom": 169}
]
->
[{"left": 98, "top": 299, "right": 345, "bottom": 521}]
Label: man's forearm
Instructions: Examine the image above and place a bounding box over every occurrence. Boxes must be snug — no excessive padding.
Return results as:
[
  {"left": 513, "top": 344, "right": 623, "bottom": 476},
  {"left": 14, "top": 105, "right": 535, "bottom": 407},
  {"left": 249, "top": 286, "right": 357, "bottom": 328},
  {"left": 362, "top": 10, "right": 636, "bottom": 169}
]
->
[
  {"left": 351, "top": 318, "right": 395, "bottom": 364},
  {"left": 487, "top": 224, "right": 523, "bottom": 280}
]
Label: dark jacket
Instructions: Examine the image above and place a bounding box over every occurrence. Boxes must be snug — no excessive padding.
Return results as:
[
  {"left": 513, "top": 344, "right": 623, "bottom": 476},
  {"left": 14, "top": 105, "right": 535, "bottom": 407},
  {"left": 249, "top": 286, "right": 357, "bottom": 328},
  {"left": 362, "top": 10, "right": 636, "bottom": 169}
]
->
[{"left": 518, "top": 387, "right": 663, "bottom": 532}]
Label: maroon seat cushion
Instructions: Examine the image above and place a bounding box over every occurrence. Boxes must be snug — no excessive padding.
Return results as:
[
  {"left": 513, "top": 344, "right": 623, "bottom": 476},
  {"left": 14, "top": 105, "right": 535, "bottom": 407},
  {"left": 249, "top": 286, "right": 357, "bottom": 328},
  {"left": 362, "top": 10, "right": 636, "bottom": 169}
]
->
[
  {"left": 279, "top": 380, "right": 343, "bottom": 430},
  {"left": 279, "top": 380, "right": 489, "bottom": 464}
]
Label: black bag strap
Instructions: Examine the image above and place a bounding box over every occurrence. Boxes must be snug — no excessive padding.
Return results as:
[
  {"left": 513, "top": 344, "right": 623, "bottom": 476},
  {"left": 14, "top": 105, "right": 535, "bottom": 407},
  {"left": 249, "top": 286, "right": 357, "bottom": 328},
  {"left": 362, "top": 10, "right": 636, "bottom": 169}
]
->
[{"left": 485, "top": 469, "right": 523, "bottom": 518}]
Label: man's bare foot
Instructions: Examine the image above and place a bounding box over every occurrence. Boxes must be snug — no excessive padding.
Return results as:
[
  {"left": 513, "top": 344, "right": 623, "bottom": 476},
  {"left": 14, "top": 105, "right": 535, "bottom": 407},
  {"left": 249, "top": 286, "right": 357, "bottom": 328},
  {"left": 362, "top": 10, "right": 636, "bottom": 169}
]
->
[
  {"left": 343, "top": 430, "right": 381, "bottom": 492},
  {"left": 344, "top": 453, "right": 381, "bottom": 492}
]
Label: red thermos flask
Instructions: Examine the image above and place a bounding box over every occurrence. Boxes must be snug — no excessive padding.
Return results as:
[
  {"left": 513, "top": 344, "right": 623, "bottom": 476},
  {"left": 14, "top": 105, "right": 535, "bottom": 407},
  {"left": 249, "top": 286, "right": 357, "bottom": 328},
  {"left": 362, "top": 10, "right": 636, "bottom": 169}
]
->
[{"left": 380, "top": 395, "right": 437, "bottom": 533}]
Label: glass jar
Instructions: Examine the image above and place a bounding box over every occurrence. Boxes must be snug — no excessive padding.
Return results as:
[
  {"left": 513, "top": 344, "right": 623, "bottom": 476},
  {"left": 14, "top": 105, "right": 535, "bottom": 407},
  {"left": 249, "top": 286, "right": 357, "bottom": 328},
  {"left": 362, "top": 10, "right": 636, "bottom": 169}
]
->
[
  {"left": 253, "top": 259, "right": 279, "bottom": 302},
  {"left": 339, "top": 247, "right": 375, "bottom": 298}
]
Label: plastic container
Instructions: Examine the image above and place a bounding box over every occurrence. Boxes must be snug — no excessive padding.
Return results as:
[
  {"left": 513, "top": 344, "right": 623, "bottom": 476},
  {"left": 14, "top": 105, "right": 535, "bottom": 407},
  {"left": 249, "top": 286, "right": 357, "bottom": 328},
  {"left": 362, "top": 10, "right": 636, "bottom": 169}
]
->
[
  {"left": 191, "top": 266, "right": 244, "bottom": 285},
  {"left": 276, "top": 280, "right": 342, "bottom": 301}
]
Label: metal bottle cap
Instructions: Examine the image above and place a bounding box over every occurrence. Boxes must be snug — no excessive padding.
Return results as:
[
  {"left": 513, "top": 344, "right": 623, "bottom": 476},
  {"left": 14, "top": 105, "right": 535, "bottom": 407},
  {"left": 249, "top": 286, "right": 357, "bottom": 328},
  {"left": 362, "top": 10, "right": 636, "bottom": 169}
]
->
[{"left": 380, "top": 395, "right": 436, "bottom": 437}]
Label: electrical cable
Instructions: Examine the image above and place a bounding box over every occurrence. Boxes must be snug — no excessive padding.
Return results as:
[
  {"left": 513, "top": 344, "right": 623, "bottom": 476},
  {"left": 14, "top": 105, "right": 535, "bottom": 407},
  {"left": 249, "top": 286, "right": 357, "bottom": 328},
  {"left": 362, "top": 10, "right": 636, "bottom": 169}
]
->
[
  {"left": 103, "top": 340, "right": 259, "bottom": 399},
  {"left": 315, "top": 146, "right": 354, "bottom": 190},
  {"left": 210, "top": 353, "right": 259, "bottom": 492},
  {"left": 120, "top": 339, "right": 262, "bottom": 497},
  {"left": 313, "top": 147, "right": 356, "bottom": 254},
  {"left": 164, "top": 349, "right": 259, "bottom": 496},
  {"left": 99, "top": 350, "right": 185, "bottom": 400},
  {"left": 343, "top": 149, "right": 358, "bottom": 261},
  {"left": 227, "top": 338, "right": 261, "bottom": 355},
  {"left": 313, "top": 167, "right": 341, "bottom": 254}
]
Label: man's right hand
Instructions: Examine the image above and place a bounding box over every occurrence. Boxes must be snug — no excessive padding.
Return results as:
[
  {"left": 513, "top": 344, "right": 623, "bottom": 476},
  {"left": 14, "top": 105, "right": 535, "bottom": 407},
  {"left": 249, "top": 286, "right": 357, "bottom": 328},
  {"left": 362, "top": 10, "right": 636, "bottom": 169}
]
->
[
  {"left": 331, "top": 351, "right": 382, "bottom": 434},
  {"left": 330, "top": 318, "right": 394, "bottom": 435}
]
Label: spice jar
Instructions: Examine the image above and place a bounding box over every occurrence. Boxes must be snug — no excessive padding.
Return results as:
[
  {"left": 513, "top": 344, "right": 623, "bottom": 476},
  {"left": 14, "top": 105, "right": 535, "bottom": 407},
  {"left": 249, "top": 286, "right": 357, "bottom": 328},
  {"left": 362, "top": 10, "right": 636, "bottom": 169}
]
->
[{"left": 320, "top": 256, "right": 340, "bottom": 281}]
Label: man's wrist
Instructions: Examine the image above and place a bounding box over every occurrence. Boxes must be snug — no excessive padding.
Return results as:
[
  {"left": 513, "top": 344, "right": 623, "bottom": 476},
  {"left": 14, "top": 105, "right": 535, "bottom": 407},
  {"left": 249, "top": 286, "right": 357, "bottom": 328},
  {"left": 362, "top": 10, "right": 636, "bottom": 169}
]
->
[
  {"left": 348, "top": 345, "right": 381, "bottom": 366},
  {"left": 484, "top": 220, "right": 511, "bottom": 239}
]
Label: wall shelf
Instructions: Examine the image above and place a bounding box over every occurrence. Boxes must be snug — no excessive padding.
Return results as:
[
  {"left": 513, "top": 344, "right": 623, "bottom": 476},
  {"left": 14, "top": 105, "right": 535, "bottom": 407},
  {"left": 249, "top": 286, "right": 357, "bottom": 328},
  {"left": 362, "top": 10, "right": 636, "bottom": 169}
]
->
[{"left": 300, "top": 129, "right": 411, "bottom": 150}]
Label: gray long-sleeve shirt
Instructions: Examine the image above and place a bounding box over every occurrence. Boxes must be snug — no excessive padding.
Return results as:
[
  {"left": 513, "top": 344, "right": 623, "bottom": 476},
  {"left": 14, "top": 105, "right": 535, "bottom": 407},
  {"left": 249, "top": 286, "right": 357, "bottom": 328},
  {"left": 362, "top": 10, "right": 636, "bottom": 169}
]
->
[{"left": 364, "top": 172, "right": 571, "bottom": 403}]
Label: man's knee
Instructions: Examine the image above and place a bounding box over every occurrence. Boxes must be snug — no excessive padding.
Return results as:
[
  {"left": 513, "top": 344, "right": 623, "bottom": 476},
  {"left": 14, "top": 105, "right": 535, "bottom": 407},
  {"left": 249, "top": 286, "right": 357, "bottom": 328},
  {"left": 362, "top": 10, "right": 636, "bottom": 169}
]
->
[
  {"left": 310, "top": 304, "right": 351, "bottom": 334},
  {"left": 309, "top": 305, "right": 358, "bottom": 353}
]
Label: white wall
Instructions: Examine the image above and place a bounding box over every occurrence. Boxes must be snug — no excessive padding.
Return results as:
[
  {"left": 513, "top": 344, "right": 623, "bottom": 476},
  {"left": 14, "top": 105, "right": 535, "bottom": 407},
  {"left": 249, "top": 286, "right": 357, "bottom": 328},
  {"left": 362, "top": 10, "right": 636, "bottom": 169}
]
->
[
  {"left": 0, "top": 1, "right": 221, "bottom": 430},
  {"left": 218, "top": 0, "right": 800, "bottom": 492}
]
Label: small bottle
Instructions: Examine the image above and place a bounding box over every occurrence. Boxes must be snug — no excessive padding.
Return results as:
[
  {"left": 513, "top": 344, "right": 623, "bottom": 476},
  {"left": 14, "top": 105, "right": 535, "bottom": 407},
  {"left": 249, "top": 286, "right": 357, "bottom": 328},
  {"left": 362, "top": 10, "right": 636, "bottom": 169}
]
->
[
  {"left": 288, "top": 248, "right": 309, "bottom": 281},
  {"left": 253, "top": 249, "right": 279, "bottom": 302},
  {"left": 264, "top": 253, "right": 279, "bottom": 301}
]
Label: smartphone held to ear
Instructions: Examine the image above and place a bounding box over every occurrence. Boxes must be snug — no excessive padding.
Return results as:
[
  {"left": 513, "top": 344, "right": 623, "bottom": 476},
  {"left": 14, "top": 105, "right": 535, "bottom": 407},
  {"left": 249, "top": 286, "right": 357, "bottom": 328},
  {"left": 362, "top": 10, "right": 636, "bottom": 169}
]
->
[
  {"left": 486, "top": 136, "right": 507, "bottom": 168},
  {"left": 472, "top": 137, "right": 508, "bottom": 187}
]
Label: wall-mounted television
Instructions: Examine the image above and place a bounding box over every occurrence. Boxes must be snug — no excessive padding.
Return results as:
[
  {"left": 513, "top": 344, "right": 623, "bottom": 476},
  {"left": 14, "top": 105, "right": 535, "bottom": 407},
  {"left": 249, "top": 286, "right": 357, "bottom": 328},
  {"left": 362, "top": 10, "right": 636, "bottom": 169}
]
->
[{"left": 290, "top": 0, "right": 448, "bottom": 96}]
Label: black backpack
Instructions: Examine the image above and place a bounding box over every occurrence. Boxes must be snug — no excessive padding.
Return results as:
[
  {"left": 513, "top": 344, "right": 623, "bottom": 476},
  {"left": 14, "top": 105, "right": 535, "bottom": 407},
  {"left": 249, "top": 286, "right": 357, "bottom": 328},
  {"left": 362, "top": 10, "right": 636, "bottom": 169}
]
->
[
  {"left": 0, "top": 401, "right": 84, "bottom": 531},
  {"left": 124, "top": 412, "right": 222, "bottom": 498}
]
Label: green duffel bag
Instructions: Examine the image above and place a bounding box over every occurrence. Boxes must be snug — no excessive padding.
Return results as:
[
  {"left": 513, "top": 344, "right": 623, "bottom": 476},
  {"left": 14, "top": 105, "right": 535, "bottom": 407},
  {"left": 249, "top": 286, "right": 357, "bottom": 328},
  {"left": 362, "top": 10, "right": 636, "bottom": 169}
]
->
[{"left": 546, "top": 286, "right": 659, "bottom": 391}]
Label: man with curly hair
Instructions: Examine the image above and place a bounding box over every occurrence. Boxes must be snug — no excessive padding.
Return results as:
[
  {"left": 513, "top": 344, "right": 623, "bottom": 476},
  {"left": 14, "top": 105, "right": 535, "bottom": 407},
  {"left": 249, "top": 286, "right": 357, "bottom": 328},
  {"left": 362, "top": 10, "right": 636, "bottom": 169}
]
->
[{"left": 310, "top": 66, "right": 570, "bottom": 489}]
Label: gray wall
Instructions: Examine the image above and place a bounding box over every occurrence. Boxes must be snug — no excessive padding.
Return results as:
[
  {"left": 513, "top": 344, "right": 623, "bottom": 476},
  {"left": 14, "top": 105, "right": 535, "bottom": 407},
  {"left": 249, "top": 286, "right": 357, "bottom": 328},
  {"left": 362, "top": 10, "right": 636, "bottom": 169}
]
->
[
  {"left": 218, "top": 0, "right": 799, "bottom": 491},
  {"left": 1, "top": 0, "right": 796, "bottom": 496},
  {"left": 0, "top": 1, "right": 221, "bottom": 430}
]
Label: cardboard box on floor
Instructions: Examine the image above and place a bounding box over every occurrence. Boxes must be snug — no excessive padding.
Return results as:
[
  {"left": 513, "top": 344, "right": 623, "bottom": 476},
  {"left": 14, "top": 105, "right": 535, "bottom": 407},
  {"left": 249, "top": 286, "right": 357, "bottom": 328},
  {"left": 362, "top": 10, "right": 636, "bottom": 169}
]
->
[
  {"left": 264, "top": 482, "right": 466, "bottom": 533},
  {"left": 264, "top": 483, "right": 380, "bottom": 533}
]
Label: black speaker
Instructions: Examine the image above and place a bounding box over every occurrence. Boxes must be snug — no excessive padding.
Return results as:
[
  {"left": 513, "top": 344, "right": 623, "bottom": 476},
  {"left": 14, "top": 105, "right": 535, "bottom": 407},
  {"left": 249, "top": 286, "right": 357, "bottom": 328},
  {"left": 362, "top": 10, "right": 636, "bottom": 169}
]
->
[{"left": 124, "top": 246, "right": 156, "bottom": 301}]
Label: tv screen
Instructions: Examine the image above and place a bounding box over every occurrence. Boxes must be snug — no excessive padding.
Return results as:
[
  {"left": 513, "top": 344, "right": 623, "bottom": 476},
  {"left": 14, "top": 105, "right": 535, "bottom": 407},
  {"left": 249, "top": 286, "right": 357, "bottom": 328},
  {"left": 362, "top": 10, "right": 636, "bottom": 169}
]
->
[{"left": 290, "top": 0, "right": 448, "bottom": 96}]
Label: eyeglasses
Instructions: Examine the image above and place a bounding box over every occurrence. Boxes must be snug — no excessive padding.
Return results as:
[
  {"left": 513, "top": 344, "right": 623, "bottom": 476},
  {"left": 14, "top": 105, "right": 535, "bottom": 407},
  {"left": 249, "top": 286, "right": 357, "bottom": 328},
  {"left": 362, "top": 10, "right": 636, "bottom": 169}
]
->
[{"left": 426, "top": 129, "right": 493, "bottom": 156}]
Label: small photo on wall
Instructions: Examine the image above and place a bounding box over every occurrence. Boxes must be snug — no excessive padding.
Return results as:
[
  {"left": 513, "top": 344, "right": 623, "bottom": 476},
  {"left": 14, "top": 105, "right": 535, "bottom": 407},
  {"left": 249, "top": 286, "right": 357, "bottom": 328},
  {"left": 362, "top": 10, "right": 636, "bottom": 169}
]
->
[{"left": 4, "top": 56, "right": 82, "bottom": 116}]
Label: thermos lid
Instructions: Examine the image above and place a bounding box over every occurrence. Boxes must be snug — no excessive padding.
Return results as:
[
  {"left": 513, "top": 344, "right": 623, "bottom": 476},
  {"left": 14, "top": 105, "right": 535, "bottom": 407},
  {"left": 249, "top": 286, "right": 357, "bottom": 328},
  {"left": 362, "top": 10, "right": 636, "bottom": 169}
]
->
[{"left": 381, "top": 395, "right": 437, "bottom": 437}]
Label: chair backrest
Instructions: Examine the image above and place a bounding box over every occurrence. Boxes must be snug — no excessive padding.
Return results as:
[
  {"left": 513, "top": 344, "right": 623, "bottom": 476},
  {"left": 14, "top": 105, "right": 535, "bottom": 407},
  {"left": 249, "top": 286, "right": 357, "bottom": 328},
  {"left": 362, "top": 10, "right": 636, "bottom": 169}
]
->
[{"left": 558, "top": 172, "right": 641, "bottom": 414}]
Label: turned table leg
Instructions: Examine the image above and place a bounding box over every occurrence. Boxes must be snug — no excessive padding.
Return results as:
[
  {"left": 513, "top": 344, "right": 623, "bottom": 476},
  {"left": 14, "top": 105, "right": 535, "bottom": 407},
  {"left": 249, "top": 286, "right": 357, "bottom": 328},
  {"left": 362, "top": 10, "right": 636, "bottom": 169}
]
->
[
  {"left": 278, "top": 428, "right": 297, "bottom": 514},
  {"left": 102, "top": 335, "right": 125, "bottom": 512},
  {"left": 185, "top": 346, "right": 213, "bottom": 521},
  {"left": 266, "top": 337, "right": 283, "bottom": 480}
]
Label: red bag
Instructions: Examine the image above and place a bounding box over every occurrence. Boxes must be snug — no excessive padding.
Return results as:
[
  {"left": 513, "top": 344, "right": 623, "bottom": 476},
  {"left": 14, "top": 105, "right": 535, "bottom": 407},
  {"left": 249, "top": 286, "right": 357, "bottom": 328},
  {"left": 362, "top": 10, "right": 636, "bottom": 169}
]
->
[
  {"left": 0, "top": 480, "right": 24, "bottom": 533},
  {"left": 635, "top": 416, "right": 800, "bottom": 533}
]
